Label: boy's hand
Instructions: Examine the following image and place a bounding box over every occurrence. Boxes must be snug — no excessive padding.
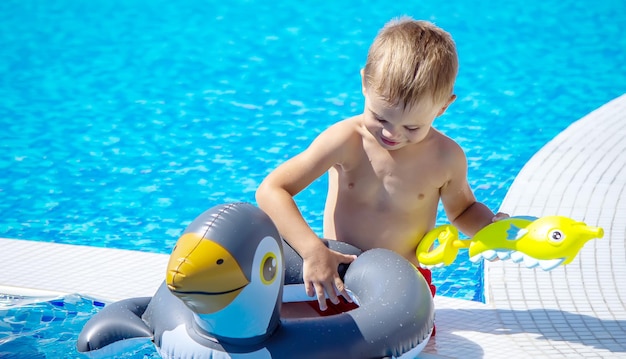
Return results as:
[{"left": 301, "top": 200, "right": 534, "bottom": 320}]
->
[
  {"left": 302, "top": 247, "right": 357, "bottom": 311},
  {"left": 492, "top": 212, "right": 510, "bottom": 222},
  {"left": 487, "top": 212, "right": 510, "bottom": 262}
]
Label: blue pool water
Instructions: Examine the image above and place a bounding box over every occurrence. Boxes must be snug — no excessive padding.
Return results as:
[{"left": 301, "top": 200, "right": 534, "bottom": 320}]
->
[
  {"left": 1, "top": 0, "right": 625, "bottom": 357},
  {"left": 0, "top": 294, "right": 158, "bottom": 358}
]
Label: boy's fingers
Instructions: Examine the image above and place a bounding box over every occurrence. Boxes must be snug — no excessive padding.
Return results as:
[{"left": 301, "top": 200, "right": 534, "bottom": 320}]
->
[
  {"left": 334, "top": 277, "right": 352, "bottom": 303},
  {"left": 492, "top": 212, "right": 510, "bottom": 221},
  {"left": 315, "top": 284, "right": 328, "bottom": 311},
  {"left": 325, "top": 281, "right": 340, "bottom": 305},
  {"left": 305, "top": 281, "right": 314, "bottom": 297}
]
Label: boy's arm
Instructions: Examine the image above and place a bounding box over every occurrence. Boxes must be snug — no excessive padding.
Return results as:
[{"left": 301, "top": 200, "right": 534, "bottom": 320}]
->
[
  {"left": 256, "top": 121, "right": 357, "bottom": 310},
  {"left": 439, "top": 146, "right": 504, "bottom": 237}
]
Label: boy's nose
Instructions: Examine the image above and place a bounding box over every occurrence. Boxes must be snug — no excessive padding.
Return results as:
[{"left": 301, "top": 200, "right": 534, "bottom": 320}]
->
[{"left": 382, "top": 126, "right": 400, "bottom": 139}]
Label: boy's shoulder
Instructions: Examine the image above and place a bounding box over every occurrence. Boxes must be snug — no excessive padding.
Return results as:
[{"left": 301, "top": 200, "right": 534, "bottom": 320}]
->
[
  {"left": 331, "top": 116, "right": 362, "bottom": 129},
  {"left": 321, "top": 116, "right": 364, "bottom": 138},
  {"left": 427, "top": 128, "right": 467, "bottom": 161},
  {"left": 430, "top": 128, "right": 462, "bottom": 148},
  {"left": 310, "top": 116, "right": 364, "bottom": 153}
]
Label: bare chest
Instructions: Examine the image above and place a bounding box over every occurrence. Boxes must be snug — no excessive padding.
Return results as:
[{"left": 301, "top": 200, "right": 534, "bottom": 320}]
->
[{"left": 339, "top": 145, "right": 445, "bottom": 210}]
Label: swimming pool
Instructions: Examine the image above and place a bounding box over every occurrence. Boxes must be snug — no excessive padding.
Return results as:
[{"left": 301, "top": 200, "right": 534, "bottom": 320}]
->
[{"left": 1, "top": 0, "right": 625, "bottom": 357}]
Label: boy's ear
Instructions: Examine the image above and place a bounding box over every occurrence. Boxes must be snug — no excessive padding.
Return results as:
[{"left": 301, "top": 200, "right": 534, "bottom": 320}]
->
[
  {"left": 436, "top": 94, "right": 457, "bottom": 117},
  {"left": 360, "top": 68, "right": 367, "bottom": 96}
]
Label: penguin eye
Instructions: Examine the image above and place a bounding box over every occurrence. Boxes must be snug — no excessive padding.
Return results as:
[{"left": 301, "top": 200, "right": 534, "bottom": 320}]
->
[
  {"left": 549, "top": 230, "right": 564, "bottom": 242},
  {"left": 260, "top": 252, "right": 278, "bottom": 285}
]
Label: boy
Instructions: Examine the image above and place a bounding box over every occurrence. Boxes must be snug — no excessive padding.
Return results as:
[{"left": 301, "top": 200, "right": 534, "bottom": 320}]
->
[{"left": 256, "top": 17, "right": 505, "bottom": 314}]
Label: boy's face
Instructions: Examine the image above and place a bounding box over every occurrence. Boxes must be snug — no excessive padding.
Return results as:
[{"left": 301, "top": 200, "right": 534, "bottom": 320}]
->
[{"left": 361, "top": 86, "right": 455, "bottom": 151}]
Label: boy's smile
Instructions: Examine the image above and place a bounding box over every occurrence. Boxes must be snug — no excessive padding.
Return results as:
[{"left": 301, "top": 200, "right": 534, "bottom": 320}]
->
[{"left": 380, "top": 135, "right": 400, "bottom": 147}]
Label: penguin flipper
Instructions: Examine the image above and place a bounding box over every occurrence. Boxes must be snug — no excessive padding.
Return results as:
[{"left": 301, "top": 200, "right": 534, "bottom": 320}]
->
[{"left": 77, "top": 297, "right": 153, "bottom": 352}]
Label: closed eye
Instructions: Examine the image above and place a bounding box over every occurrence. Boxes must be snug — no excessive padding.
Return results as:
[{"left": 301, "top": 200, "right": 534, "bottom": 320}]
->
[
  {"left": 374, "top": 116, "right": 387, "bottom": 124},
  {"left": 371, "top": 111, "right": 387, "bottom": 123}
]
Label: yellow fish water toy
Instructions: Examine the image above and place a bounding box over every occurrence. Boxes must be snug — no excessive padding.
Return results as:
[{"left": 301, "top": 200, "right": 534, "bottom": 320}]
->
[{"left": 416, "top": 216, "right": 604, "bottom": 271}]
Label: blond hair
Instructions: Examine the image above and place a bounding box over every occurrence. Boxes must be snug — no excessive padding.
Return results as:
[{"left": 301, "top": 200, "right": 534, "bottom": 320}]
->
[{"left": 363, "top": 17, "right": 458, "bottom": 108}]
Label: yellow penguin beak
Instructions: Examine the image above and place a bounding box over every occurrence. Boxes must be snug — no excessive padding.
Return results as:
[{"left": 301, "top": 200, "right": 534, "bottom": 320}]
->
[{"left": 166, "top": 233, "right": 250, "bottom": 314}]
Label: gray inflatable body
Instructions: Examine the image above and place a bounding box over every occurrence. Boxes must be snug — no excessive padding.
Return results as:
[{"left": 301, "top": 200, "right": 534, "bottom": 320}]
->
[{"left": 78, "top": 203, "right": 434, "bottom": 358}]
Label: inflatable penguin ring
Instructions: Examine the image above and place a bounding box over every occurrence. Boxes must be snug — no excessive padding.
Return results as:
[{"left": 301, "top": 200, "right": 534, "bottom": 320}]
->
[{"left": 78, "top": 202, "right": 434, "bottom": 358}]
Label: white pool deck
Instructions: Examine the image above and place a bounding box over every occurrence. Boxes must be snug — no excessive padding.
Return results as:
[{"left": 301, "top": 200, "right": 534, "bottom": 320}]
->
[{"left": 1, "top": 94, "right": 625, "bottom": 358}]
